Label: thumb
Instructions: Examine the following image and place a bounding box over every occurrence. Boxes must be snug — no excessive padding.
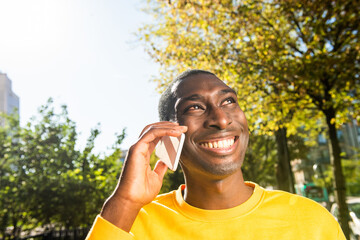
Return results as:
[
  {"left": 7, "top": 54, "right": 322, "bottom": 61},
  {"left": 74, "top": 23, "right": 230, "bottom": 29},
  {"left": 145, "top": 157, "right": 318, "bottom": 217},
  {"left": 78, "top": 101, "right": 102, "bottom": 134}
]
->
[{"left": 153, "top": 160, "right": 168, "bottom": 181}]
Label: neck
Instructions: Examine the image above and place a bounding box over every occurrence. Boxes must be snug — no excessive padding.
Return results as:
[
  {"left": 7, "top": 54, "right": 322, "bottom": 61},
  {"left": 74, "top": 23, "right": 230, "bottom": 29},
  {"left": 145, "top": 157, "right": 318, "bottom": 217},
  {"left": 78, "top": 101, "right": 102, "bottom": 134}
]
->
[{"left": 183, "top": 170, "right": 253, "bottom": 210}]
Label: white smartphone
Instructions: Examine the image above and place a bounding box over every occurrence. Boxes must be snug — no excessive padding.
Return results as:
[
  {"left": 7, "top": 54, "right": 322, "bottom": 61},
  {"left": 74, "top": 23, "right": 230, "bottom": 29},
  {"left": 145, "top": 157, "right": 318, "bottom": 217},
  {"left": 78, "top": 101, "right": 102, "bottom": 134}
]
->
[{"left": 155, "top": 133, "right": 185, "bottom": 171}]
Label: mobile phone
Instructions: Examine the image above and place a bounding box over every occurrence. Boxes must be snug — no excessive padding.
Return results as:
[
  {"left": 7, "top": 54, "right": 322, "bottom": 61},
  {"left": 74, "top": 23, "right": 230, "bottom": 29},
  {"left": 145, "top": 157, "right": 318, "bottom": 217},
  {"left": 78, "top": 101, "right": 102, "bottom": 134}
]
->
[{"left": 155, "top": 133, "right": 185, "bottom": 171}]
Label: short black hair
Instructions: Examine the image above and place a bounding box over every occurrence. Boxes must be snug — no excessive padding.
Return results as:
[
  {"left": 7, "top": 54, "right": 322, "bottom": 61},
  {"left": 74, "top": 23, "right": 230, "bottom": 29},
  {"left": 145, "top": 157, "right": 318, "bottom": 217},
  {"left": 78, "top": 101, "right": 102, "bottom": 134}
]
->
[{"left": 158, "top": 69, "right": 216, "bottom": 121}]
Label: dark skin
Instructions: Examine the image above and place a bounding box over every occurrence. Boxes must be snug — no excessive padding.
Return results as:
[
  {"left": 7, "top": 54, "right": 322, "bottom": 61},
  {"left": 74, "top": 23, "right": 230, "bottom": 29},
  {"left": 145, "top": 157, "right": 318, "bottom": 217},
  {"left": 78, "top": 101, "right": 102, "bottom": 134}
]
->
[
  {"left": 175, "top": 74, "right": 253, "bottom": 209},
  {"left": 100, "top": 73, "right": 253, "bottom": 231}
]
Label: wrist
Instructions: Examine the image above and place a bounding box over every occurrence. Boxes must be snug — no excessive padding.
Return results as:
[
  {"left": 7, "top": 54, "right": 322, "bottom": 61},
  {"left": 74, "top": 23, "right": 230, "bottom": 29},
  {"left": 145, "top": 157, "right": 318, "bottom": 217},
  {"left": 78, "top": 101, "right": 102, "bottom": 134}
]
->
[{"left": 100, "top": 195, "right": 143, "bottom": 232}]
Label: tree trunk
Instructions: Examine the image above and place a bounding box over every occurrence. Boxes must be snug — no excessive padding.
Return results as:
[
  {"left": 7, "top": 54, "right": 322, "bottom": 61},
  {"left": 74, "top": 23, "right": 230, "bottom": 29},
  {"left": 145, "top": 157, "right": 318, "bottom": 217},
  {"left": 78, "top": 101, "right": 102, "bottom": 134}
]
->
[
  {"left": 324, "top": 108, "right": 351, "bottom": 239},
  {"left": 0, "top": 211, "right": 8, "bottom": 239},
  {"left": 11, "top": 217, "right": 18, "bottom": 240},
  {"left": 274, "top": 127, "right": 295, "bottom": 193}
]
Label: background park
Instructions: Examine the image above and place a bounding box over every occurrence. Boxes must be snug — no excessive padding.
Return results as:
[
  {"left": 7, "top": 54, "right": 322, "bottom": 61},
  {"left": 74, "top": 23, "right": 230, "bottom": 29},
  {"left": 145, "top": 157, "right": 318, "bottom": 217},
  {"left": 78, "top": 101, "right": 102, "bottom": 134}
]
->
[{"left": 0, "top": 0, "right": 359, "bottom": 239}]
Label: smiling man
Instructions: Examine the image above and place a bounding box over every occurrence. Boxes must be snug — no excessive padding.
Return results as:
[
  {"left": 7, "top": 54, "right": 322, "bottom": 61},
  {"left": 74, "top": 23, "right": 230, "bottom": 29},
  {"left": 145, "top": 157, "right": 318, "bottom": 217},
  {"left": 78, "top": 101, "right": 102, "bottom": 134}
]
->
[{"left": 86, "top": 70, "right": 345, "bottom": 240}]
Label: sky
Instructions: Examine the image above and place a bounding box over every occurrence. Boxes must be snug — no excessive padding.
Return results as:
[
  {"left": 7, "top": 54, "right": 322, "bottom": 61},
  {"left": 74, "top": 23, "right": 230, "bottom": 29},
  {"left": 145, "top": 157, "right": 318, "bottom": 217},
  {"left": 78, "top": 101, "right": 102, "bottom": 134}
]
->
[{"left": 0, "top": 0, "right": 162, "bottom": 154}]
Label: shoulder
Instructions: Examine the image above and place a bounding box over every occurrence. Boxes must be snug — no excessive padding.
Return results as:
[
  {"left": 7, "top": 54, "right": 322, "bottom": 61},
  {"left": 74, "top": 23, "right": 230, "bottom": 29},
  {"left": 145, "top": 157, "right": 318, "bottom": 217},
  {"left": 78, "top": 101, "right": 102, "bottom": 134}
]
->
[
  {"left": 263, "top": 189, "right": 321, "bottom": 206},
  {"left": 262, "top": 188, "right": 323, "bottom": 209},
  {"left": 261, "top": 188, "right": 336, "bottom": 221}
]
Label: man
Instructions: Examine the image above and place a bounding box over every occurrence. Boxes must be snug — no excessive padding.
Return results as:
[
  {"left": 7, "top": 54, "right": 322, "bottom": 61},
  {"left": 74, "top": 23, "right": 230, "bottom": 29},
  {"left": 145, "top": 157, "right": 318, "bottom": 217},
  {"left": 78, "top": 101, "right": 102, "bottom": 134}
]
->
[{"left": 86, "top": 70, "right": 345, "bottom": 239}]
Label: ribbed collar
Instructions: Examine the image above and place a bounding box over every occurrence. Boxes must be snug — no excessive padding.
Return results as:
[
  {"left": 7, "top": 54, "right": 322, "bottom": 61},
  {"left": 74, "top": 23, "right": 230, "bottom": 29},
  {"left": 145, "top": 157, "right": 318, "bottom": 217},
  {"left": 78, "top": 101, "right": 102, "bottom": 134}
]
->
[{"left": 173, "top": 182, "right": 264, "bottom": 222}]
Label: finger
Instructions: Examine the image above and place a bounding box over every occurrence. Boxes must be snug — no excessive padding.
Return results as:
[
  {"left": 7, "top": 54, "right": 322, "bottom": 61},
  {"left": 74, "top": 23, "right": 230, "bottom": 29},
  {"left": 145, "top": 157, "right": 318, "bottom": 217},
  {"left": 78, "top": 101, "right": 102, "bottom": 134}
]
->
[
  {"left": 140, "top": 125, "right": 187, "bottom": 143},
  {"left": 139, "top": 122, "right": 179, "bottom": 137},
  {"left": 153, "top": 161, "right": 168, "bottom": 181},
  {"left": 140, "top": 126, "right": 188, "bottom": 153},
  {"left": 141, "top": 129, "right": 181, "bottom": 155},
  {"left": 128, "top": 126, "right": 186, "bottom": 165}
]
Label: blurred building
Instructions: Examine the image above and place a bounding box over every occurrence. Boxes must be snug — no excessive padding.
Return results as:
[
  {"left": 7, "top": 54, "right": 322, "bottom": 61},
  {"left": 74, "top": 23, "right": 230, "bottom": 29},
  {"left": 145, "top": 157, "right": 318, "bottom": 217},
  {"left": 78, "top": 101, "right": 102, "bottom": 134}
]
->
[
  {"left": 309, "top": 121, "right": 360, "bottom": 164},
  {"left": 292, "top": 121, "right": 360, "bottom": 199},
  {"left": 340, "top": 119, "right": 360, "bottom": 160},
  {"left": 0, "top": 72, "right": 20, "bottom": 124}
]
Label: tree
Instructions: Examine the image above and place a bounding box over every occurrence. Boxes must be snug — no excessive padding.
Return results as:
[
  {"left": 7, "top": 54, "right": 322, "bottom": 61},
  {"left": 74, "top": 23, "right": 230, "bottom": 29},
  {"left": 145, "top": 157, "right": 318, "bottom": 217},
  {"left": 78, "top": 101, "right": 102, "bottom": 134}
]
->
[
  {"left": 138, "top": 0, "right": 360, "bottom": 237},
  {"left": 242, "top": 134, "right": 277, "bottom": 187},
  {"left": 0, "top": 99, "right": 126, "bottom": 238},
  {"left": 0, "top": 113, "right": 26, "bottom": 238},
  {"left": 139, "top": 0, "right": 325, "bottom": 194},
  {"left": 244, "top": 127, "right": 310, "bottom": 188}
]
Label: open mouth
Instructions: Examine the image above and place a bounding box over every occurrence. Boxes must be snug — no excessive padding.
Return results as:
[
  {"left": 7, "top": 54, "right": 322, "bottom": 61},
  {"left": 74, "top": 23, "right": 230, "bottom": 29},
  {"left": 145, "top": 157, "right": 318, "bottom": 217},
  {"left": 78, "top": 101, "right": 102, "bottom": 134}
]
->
[{"left": 199, "top": 136, "right": 238, "bottom": 149}]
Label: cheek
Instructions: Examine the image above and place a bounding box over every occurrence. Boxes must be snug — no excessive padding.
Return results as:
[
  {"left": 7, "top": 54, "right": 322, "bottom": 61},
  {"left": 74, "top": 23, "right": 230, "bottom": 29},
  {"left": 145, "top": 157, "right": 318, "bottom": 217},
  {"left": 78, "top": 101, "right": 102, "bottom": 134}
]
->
[
  {"left": 234, "top": 111, "right": 248, "bottom": 129},
  {"left": 178, "top": 115, "right": 194, "bottom": 126},
  {"left": 241, "top": 132, "right": 249, "bottom": 148},
  {"left": 180, "top": 128, "right": 200, "bottom": 163},
  {"left": 179, "top": 140, "right": 196, "bottom": 169},
  {"left": 182, "top": 133, "right": 196, "bottom": 154},
  {"left": 179, "top": 117, "right": 203, "bottom": 137}
]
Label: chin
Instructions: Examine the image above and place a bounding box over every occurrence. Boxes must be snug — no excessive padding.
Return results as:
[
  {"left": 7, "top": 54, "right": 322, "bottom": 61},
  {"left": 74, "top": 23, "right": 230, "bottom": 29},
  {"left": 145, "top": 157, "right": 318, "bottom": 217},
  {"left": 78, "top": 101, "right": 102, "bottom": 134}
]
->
[{"left": 200, "top": 160, "right": 243, "bottom": 178}]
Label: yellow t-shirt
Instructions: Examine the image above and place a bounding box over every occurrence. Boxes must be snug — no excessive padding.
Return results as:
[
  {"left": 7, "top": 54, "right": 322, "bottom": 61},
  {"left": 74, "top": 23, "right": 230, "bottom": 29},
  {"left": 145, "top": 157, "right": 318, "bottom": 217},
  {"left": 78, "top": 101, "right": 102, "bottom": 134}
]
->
[{"left": 86, "top": 182, "right": 345, "bottom": 240}]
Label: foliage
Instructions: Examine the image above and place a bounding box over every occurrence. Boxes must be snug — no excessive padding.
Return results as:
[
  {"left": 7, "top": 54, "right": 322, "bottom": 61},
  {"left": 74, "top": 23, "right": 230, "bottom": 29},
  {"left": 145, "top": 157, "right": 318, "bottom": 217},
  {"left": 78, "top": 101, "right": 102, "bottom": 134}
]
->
[
  {"left": 314, "top": 153, "right": 360, "bottom": 197},
  {"left": 139, "top": 0, "right": 359, "bottom": 141},
  {"left": 139, "top": 1, "right": 323, "bottom": 135},
  {"left": 139, "top": 0, "right": 328, "bottom": 194},
  {"left": 0, "top": 113, "right": 25, "bottom": 238},
  {"left": 244, "top": 131, "right": 310, "bottom": 187},
  {"left": 243, "top": 134, "right": 277, "bottom": 187},
  {"left": 0, "top": 99, "right": 125, "bottom": 239},
  {"left": 342, "top": 158, "right": 360, "bottom": 196}
]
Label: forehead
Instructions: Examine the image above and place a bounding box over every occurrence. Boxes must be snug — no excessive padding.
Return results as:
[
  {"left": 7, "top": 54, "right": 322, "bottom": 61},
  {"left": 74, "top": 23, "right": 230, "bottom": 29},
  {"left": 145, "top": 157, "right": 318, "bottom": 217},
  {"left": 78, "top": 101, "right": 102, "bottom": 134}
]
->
[{"left": 175, "top": 74, "right": 232, "bottom": 98}]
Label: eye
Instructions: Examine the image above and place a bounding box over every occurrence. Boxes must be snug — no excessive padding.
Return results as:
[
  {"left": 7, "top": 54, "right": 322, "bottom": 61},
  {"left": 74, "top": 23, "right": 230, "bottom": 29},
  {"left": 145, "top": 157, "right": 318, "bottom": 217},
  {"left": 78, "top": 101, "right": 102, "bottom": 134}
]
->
[
  {"left": 222, "top": 97, "right": 236, "bottom": 106},
  {"left": 184, "top": 104, "right": 204, "bottom": 113}
]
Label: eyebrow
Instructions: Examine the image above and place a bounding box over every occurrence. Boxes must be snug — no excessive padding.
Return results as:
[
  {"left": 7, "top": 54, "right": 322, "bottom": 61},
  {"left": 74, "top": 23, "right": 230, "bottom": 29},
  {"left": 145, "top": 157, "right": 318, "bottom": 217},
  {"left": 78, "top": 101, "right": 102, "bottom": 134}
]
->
[
  {"left": 180, "top": 94, "right": 204, "bottom": 103},
  {"left": 176, "top": 88, "right": 237, "bottom": 107},
  {"left": 220, "top": 88, "right": 237, "bottom": 96}
]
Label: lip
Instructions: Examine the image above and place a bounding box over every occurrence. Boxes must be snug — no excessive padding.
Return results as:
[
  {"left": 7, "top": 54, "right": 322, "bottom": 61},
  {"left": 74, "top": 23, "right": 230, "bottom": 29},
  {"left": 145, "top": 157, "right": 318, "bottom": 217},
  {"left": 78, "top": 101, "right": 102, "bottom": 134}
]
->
[{"left": 197, "top": 136, "right": 239, "bottom": 154}]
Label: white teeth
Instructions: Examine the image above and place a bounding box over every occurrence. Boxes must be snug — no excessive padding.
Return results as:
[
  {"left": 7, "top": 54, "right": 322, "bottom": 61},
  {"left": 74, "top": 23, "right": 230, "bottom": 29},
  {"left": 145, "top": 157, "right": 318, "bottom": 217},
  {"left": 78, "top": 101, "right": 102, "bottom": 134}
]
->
[{"left": 200, "top": 138, "right": 235, "bottom": 149}]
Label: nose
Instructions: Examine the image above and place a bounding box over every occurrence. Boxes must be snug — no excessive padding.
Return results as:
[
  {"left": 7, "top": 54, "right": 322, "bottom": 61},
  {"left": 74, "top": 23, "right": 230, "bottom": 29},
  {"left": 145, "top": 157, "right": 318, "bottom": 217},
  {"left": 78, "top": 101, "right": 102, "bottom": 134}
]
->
[{"left": 204, "top": 106, "right": 232, "bottom": 130}]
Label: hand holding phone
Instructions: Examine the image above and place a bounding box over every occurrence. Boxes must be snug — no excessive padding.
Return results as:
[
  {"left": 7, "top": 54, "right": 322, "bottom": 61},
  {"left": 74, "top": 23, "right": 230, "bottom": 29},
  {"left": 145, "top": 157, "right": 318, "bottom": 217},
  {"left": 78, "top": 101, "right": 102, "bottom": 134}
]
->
[{"left": 155, "top": 133, "right": 185, "bottom": 171}]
